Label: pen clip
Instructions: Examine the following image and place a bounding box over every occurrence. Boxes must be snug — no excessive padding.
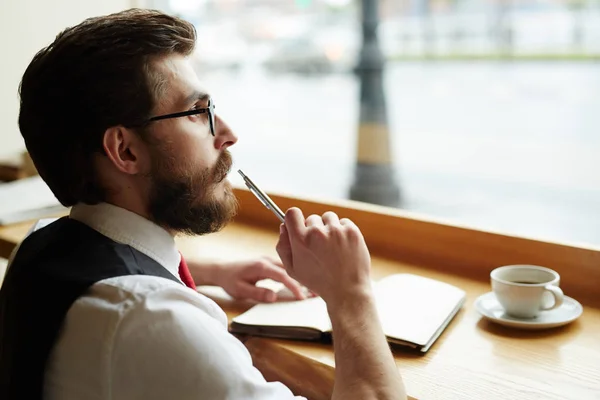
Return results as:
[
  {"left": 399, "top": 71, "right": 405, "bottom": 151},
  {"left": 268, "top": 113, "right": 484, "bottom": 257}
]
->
[{"left": 248, "top": 185, "right": 269, "bottom": 209}]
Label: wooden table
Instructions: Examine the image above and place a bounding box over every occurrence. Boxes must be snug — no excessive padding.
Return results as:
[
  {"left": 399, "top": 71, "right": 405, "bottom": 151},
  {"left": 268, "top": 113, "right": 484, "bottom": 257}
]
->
[{"left": 2, "top": 190, "right": 600, "bottom": 400}]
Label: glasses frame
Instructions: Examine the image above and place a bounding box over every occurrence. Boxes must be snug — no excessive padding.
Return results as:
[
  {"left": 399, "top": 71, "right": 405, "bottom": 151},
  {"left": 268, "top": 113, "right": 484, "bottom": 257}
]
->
[{"left": 145, "top": 98, "right": 216, "bottom": 136}]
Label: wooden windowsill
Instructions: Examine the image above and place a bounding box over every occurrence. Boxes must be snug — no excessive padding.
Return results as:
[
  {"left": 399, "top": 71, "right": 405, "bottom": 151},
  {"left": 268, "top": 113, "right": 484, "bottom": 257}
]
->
[{"left": 232, "top": 188, "right": 600, "bottom": 308}]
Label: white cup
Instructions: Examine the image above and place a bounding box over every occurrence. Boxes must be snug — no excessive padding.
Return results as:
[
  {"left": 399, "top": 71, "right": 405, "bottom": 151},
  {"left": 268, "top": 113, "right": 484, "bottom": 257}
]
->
[{"left": 491, "top": 265, "right": 564, "bottom": 319}]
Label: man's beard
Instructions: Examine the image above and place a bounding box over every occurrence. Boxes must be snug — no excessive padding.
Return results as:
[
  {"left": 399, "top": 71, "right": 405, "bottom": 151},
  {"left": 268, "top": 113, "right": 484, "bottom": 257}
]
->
[{"left": 147, "top": 150, "right": 238, "bottom": 235}]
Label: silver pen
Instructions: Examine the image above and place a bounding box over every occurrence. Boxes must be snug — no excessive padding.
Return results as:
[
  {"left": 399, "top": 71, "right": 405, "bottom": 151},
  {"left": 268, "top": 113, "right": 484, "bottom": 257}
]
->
[{"left": 238, "top": 170, "right": 285, "bottom": 223}]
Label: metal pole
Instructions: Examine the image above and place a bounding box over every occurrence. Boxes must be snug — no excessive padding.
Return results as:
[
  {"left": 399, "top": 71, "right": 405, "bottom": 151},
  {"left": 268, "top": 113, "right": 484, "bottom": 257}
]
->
[{"left": 349, "top": 0, "right": 401, "bottom": 207}]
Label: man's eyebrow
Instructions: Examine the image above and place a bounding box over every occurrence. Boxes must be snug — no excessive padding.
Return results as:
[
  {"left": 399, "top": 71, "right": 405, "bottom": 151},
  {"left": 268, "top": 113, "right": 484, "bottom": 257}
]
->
[{"left": 182, "top": 90, "right": 210, "bottom": 107}]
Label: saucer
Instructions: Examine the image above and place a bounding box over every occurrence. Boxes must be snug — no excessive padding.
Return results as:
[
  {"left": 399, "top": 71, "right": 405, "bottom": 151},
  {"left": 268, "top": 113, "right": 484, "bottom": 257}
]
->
[{"left": 474, "top": 292, "right": 583, "bottom": 330}]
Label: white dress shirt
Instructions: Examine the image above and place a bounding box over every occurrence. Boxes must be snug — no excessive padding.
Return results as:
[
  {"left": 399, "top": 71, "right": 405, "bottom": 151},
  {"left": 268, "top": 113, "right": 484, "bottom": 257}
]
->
[{"left": 40, "top": 203, "right": 303, "bottom": 400}]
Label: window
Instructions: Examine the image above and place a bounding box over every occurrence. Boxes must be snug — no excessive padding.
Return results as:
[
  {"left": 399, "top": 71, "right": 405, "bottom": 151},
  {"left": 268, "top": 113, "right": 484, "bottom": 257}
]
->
[{"left": 151, "top": 0, "right": 600, "bottom": 246}]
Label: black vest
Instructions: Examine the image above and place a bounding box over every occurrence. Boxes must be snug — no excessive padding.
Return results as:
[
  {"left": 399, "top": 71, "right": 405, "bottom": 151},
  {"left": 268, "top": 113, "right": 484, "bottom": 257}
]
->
[{"left": 0, "top": 217, "right": 182, "bottom": 399}]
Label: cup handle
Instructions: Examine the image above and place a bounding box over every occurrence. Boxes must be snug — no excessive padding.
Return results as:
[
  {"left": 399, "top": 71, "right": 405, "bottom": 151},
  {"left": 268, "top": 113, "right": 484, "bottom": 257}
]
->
[{"left": 541, "top": 284, "right": 564, "bottom": 311}]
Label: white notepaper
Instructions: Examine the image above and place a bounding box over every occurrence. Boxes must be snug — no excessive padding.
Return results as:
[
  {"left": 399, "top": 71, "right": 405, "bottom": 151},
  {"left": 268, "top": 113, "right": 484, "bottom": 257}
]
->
[{"left": 0, "top": 176, "right": 66, "bottom": 225}]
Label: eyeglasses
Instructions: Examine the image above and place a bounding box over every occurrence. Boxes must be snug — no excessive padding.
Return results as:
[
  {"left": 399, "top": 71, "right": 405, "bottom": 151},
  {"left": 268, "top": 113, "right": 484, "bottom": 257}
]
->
[{"left": 145, "top": 98, "right": 216, "bottom": 136}]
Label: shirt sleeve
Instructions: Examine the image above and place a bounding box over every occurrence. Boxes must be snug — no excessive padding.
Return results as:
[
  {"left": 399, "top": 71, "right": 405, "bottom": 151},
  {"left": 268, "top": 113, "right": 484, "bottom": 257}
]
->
[{"left": 109, "top": 285, "right": 305, "bottom": 400}]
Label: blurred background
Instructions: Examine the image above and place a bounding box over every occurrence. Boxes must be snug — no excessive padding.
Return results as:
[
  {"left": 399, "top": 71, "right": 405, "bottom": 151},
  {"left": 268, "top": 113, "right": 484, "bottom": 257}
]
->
[
  {"left": 2, "top": 0, "right": 600, "bottom": 246},
  {"left": 151, "top": 0, "right": 600, "bottom": 246}
]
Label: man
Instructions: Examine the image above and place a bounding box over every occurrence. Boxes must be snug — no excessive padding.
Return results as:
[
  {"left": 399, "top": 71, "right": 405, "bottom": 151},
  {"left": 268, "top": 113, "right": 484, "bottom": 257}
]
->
[{"left": 0, "top": 8, "right": 406, "bottom": 400}]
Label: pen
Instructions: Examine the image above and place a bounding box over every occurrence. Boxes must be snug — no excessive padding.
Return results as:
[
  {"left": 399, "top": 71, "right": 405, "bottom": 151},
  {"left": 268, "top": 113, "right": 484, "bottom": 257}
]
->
[{"left": 237, "top": 170, "right": 285, "bottom": 223}]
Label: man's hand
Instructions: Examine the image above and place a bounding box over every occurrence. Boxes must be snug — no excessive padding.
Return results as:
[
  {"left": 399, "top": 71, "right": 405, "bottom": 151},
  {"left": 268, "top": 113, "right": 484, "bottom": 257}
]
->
[
  {"left": 187, "top": 257, "right": 307, "bottom": 303},
  {"left": 276, "top": 207, "right": 373, "bottom": 305},
  {"left": 275, "top": 208, "right": 407, "bottom": 400}
]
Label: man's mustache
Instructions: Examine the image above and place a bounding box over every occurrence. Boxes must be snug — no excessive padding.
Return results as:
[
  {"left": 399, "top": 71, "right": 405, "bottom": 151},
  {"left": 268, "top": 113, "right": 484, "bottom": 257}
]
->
[{"left": 213, "top": 150, "right": 233, "bottom": 183}]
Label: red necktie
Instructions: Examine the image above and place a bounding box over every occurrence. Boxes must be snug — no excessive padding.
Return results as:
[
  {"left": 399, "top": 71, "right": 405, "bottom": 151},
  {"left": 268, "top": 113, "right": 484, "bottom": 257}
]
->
[{"left": 178, "top": 254, "right": 196, "bottom": 289}]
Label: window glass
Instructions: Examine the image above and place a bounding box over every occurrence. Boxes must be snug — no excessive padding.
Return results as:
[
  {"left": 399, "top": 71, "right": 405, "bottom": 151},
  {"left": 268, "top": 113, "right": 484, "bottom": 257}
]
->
[{"left": 152, "top": 0, "right": 600, "bottom": 246}]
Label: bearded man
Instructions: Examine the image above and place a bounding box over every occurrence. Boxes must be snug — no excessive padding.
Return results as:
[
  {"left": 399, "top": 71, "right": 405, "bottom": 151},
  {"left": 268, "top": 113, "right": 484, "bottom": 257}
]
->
[{"left": 0, "top": 9, "right": 406, "bottom": 400}]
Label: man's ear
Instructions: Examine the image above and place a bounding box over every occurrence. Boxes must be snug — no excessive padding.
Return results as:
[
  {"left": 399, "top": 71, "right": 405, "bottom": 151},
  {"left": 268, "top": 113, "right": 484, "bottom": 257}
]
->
[{"left": 102, "top": 126, "right": 149, "bottom": 175}]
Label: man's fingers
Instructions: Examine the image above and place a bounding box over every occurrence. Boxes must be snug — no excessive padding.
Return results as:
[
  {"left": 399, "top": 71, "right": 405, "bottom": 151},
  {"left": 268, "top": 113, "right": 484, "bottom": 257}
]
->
[
  {"left": 276, "top": 224, "right": 293, "bottom": 270},
  {"left": 236, "top": 283, "right": 277, "bottom": 303},
  {"left": 255, "top": 264, "right": 306, "bottom": 300},
  {"left": 284, "top": 207, "right": 306, "bottom": 240},
  {"left": 279, "top": 277, "right": 306, "bottom": 301},
  {"left": 340, "top": 217, "right": 358, "bottom": 229},
  {"left": 322, "top": 211, "right": 341, "bottom": 227},
  {"left": 306, "top": 214, "right": 324, "bottom": 228},
  {"left": 264, "top": 255, "right": 284, "bottom": 267}
]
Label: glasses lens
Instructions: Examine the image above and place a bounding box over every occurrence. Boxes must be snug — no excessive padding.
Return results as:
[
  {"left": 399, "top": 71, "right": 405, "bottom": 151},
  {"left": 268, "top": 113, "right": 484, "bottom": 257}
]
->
[{"left": 209, "top": 99, "right": 216, "bottom": 136}]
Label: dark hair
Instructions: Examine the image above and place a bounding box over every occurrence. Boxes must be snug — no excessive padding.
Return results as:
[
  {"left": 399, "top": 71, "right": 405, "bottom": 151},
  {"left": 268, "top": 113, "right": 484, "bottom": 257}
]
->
[{"left": 18, "top": 8, "right": 196, "bottom": 206}]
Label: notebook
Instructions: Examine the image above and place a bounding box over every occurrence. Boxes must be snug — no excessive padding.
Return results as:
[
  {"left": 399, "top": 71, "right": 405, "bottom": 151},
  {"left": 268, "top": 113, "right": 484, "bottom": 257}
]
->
[{"left": 230, "top": 273, "right": 466, "bottom": 353}]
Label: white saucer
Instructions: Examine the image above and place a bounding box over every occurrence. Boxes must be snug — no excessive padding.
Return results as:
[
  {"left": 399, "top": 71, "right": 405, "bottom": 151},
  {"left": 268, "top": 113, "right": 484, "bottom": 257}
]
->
[{"left": 474, "top": 292, "right": 583, "bottom": 330}]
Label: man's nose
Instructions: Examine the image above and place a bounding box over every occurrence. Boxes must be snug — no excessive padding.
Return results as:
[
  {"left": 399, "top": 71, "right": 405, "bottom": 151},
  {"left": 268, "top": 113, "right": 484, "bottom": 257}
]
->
[{"left": 214, "top": 116, "right": 238, "bottom": 150}]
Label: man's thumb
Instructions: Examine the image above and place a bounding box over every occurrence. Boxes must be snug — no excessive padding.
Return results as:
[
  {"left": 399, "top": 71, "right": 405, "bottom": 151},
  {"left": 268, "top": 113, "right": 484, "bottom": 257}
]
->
[{"left": 276, "top": 224, "right": 293, "bottom": 270}]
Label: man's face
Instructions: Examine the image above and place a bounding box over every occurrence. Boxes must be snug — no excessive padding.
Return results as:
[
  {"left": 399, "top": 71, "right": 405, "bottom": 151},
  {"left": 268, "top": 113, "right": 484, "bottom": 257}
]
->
[{"left": 143, "top": 55, "right": 238, "bottom": 235}]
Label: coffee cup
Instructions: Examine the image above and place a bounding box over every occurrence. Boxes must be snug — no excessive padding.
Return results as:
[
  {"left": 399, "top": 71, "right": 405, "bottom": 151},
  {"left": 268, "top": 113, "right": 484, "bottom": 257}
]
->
[{"left": 491, "top": 265, "right": 564, "bottom": 319}]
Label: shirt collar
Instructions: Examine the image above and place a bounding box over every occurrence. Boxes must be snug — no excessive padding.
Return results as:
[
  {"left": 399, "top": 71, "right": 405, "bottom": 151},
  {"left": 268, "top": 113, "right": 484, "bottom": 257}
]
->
[{"left": 69, "top": 203, "right": 181, "bottom": 281}]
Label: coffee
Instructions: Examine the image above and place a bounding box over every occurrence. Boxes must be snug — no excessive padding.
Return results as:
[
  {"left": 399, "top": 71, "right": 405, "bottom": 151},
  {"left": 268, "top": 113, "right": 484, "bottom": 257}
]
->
[{"left": 491, "top": 265, "right": 564, "bottom": 318}]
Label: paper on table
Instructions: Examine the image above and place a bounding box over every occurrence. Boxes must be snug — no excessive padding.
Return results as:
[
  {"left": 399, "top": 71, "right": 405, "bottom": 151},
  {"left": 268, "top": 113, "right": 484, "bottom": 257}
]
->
[
  {"left": 230, "top": 274, "right": 466, "bottom": 352},
  {"left": 232, "top": 296, "right": 331, "bottom": 333},
  {"left": 0, "top": 176, "right": 66, "bottom": 225}
]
